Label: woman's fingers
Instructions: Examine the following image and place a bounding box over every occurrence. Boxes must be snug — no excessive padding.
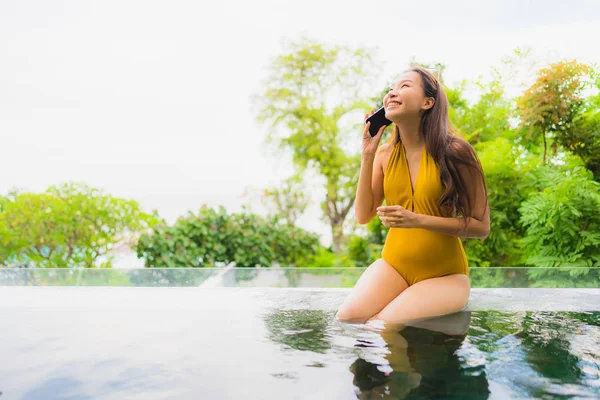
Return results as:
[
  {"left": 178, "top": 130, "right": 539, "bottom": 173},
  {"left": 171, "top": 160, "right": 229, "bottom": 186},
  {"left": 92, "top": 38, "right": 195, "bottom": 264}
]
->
[
  {"left": 381, "top": 218, "right": 398, "bottom": 227},
  {"left": 377, "top": 208, "right": 398, "bottom": 216},
  {"left": 377, "top": 206, "right": 404, "bottom": 215},
  {"left": 362, "top": 121, "right": 371, "bottom": 138},
  {"left": 380, "top": 213, "right": 404, "bottom": 226}
]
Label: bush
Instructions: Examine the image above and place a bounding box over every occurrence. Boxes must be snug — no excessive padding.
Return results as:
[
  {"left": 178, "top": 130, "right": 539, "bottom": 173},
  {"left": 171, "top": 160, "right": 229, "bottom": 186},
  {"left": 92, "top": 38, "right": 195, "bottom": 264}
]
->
[
  {"left": 136, "top": 205, "right": 320, "bottom": 268},
  {"left": 303, "top": 245, "right": 356, "bottom": 268},
  {"left": 518, "top": 156, "right": 600, "bottom": 267}
]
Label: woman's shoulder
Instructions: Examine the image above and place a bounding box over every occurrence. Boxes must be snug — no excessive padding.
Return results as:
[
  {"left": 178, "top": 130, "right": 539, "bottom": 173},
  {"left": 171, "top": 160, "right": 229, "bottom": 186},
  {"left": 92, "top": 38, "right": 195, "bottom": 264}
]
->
[
  {"left": 375, "top": 142, "right": 396, "bottom": 172},
  {"left": 377, "top": 141, "right": 396, "bottom": 155}
]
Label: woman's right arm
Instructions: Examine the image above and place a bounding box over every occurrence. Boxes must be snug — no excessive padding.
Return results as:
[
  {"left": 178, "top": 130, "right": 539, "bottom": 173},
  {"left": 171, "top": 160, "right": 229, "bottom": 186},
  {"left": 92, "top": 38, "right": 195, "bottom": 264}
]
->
[
  {"left": 355, "top": 147, "right": 388, "bottom": 224},
  {"left": 355, "top": 111, "right": 388, "bottom": 224}
]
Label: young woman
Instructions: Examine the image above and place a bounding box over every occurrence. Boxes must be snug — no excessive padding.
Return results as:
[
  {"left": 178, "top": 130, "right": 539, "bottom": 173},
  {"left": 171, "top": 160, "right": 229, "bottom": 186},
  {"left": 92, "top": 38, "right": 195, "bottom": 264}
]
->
[{"left": 336, "top": 67, "right": 490, "bottom": 326}]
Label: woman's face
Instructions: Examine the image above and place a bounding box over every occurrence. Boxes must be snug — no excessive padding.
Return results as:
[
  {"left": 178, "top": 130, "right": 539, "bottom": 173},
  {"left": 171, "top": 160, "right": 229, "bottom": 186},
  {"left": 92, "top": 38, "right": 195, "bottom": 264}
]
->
[{"left": 383, "top": 71, "right": 434, "bottom": 122}]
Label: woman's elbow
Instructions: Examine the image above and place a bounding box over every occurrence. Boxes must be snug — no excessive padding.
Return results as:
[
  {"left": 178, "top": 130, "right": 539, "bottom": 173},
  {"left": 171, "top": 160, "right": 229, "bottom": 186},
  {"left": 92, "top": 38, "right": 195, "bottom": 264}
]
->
[
  {"left": 355, "top": 211, "right": 374, "bottom": 225},
  {"left": 466, "top": 224, "right": 489, "bottom": 240},
  {"left": 470, "top": 215, "right": 490, "bottom": 240},
  {"left": 479, "top": 225, "right": 491, "bottom": 240}
]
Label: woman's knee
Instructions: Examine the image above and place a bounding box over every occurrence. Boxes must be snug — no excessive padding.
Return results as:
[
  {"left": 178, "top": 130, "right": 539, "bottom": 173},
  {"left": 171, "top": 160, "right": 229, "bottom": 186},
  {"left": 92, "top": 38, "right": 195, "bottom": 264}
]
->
[
  {"left": 334, "top": 307, "right": 346, "bottom": 321},
  {"left": 335, "top": 258, "right": 408, "bottom": 324},
  {"left": 335, "top": 309, "right": 349, "bottom": 322},
  {"left": 335, "top": 307, "right": 366, "bottom": 324}
]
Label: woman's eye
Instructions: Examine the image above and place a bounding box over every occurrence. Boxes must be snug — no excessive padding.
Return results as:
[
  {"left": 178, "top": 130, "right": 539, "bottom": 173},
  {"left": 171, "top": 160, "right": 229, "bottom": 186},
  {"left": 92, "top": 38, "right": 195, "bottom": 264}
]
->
[{"left": 401, "top": 84, "right": 408, "bottom": 88}]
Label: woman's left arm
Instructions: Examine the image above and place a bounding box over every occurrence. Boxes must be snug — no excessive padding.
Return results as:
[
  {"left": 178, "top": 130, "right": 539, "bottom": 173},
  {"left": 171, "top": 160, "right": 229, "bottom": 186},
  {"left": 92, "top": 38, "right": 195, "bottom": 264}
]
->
[
  {"left": 418, "top": 213, "right": 489, "bottom": 239},
  {"left": 419, "top": 162, "right": 490, "bottom": 239}
]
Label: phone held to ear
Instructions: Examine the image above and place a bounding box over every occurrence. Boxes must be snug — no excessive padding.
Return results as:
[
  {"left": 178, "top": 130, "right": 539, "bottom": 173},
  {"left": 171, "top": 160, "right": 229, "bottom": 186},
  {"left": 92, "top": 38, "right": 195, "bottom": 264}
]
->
[{"left": 365, "top": 106, "right": 391, "bottom": 137}]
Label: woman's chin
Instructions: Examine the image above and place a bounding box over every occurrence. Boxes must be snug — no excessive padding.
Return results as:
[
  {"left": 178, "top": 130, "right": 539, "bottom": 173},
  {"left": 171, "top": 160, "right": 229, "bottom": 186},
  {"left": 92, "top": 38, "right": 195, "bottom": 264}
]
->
[
  {"left": 385, "top": 110, "right": 402, "bottom": 123},
  {"left": 386, "top": 109, "right": 414, "bottom": 124}
]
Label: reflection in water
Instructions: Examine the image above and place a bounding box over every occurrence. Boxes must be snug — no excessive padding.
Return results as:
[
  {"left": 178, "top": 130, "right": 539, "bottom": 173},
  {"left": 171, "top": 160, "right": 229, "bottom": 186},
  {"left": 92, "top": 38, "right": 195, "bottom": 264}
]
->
[
  {"left": 349, "top": 312, "right": 490, "bottom": 399},
  {"left": 2, "top": 285, "right": 599, "bottom": 398},
  {"left": 264, "top": 309, "right": 332, "bottom": 354},
  {"left": 263, "top": 308, "right": 492, "bottom": 399},
  {"left": 261, "top": 309, "right": 600, "bottom": 398}
]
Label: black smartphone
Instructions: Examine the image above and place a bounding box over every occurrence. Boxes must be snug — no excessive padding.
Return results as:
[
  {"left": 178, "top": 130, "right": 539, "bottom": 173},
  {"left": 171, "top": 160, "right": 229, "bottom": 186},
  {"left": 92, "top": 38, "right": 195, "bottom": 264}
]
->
[{"left": 365, "top": 106, "right": 391, "bottom": 137}]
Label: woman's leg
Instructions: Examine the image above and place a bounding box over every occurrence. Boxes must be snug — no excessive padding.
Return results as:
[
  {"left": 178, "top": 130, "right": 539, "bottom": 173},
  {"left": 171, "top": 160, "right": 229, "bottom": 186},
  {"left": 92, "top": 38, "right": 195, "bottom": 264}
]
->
[
  {"left": 367, "top": 274, "right": 470, "bottom": 325},
  {"left": 336, "top": 258, "right": 409, "bottom": 324},
  {"left": 400, "top": 309, "right": 472, "bottom": 337}
]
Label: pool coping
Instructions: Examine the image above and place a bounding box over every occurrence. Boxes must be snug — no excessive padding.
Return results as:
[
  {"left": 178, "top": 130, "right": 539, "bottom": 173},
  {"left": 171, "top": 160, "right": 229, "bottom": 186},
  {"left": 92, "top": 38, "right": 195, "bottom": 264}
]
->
[{"left": 1, "top": 287, "right": 599, "bottom": 312}]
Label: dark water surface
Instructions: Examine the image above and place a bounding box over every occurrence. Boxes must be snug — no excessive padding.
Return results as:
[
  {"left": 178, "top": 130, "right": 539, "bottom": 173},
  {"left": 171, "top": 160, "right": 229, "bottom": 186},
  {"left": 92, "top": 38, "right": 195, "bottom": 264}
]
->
[{"left": 0, "top": 287, "right": 599, "bottom": 399}]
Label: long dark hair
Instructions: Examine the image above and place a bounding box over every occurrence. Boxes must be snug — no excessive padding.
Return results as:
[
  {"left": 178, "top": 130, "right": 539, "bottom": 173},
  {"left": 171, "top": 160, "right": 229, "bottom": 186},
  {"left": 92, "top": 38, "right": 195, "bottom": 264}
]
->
[{"left": 387, "top": 67, "right": 489, "bottom": 232}]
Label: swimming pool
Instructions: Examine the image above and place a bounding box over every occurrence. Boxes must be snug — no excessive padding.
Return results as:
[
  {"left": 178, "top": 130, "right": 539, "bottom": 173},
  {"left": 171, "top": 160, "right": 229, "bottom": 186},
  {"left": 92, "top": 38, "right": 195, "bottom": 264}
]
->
[{"left": 1, "top": 268, "right": 599, "bottom": 399}]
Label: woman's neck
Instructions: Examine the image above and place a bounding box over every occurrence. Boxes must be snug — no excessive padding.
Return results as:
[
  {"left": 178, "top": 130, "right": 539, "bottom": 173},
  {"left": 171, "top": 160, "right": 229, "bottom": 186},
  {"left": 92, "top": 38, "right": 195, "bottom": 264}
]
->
[{"left": 396, "top": 118, "right": 424, "bottom": 151}]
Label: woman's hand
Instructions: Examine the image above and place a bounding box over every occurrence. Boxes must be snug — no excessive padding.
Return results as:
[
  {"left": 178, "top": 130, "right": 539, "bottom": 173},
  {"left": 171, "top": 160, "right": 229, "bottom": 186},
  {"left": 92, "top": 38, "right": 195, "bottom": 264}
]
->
[
  {"left": 377, "top": 206, "right": 422, "bottom": 229},
  {"left": 362, "top": 110, "right": 387, "bottom": 155}
]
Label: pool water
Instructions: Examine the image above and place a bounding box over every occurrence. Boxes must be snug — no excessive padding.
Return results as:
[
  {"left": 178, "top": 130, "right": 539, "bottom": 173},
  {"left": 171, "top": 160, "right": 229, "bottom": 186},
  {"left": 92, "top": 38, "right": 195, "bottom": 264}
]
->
[{"left": 0, "top": 287, "right": 598, "bottom": 399}]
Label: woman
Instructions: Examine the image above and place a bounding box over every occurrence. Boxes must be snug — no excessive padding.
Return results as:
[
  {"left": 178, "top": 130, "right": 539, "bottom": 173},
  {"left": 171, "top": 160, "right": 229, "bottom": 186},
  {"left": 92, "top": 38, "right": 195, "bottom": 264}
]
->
[{"left": 336, "top": 67, "right": 490, "bottom": 326}]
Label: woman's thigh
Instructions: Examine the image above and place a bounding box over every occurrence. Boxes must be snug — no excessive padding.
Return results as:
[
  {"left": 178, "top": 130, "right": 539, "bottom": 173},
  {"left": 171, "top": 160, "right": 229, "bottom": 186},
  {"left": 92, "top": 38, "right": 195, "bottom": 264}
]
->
[
  {"left": 336, "top": 258, "right": 409, "bottom": 324},
  {"left": 370, "top": 274, "right": 470, "bottom": 325}
]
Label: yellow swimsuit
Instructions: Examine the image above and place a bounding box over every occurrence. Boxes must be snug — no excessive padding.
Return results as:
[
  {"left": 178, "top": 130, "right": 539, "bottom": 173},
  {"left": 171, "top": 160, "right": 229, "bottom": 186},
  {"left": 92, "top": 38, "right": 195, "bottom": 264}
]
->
[{"left": 381, "top": 141, "right": 469, "bottom": 286}]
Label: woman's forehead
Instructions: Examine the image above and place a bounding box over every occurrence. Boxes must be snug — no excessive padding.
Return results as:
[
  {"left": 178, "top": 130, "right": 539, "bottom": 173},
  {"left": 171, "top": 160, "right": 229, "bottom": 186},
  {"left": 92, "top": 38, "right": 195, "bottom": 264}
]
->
[{"left": 394, "top": 71, "right": 421, "bottom": 85}]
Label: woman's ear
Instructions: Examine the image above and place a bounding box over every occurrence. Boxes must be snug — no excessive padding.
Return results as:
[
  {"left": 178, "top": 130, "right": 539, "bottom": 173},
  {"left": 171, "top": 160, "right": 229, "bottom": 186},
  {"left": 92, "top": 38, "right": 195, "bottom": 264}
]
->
[{"left": 421, "top": 97, "right": 435, "bottom": 111}]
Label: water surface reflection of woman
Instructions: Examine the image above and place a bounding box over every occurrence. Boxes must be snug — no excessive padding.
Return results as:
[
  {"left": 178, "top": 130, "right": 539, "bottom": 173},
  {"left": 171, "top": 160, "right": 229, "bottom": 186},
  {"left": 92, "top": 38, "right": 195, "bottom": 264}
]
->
[{"left": 350, "top": 312, "right": 491, "bottom": 399}]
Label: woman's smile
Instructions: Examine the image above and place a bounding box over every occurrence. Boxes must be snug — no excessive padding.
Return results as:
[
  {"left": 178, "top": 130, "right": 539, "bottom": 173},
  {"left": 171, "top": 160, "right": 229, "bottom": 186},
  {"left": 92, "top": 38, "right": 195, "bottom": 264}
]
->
[{"left": 386, "top": 100, "right": 402, "bottom": 109}]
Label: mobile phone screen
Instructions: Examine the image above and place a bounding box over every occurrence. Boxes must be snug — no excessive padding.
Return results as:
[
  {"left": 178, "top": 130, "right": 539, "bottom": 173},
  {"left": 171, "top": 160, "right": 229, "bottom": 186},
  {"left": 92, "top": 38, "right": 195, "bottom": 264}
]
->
[{"left": 365, "top": 107, "right": 391, "bottom": 137}]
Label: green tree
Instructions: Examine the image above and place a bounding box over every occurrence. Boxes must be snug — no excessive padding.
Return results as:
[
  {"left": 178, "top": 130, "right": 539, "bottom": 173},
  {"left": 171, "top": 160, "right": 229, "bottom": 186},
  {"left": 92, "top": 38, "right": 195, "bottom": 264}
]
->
[
  {"left": 261, "top": 174, "right": 310, "bottom": 225},
  {"left": 446, "top": 80, "right": 469, "bottom": 128},
  {"left": 517, "top": 60, "right": 592, "bottom": 164},
  {"left": 0, "top": 182, "right": 159, "bottom": 268},
  {"left": 254, "top": 38, "right": 380, "bottom": 253},
  {"left": 452, "top": 74, "right": 514, "bottom": 145},
  {"left": 553, "top": 68, "right": 600, "bottom": 179}
]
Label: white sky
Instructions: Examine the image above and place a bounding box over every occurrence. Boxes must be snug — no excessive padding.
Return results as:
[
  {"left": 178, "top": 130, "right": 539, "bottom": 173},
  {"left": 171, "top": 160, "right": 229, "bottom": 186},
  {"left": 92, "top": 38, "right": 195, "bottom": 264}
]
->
[{"left": 1, "top": 0, "right": 599, "bottom": 246}]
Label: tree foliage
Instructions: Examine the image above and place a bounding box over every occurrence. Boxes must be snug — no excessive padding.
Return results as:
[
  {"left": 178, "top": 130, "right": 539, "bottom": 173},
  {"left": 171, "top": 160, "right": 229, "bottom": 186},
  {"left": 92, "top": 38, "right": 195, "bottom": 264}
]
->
[
  {"left": 517, "top": 60, "right": 592, "bottom": 164},
  {"left": 254, "top": 38, "right": 380, "bottom": 253},
  {"left": 553, "top": 72, "right": 600, "bottom": 179},
  {"left": 0, "top": 182, "right": 159, "bottom": 268},
  {"left": 518, "top": 157, "right": 600, "bottom": 267},
  {"left": 261, "top": 174, "right": 310, "bottom": 225},
  {"left": 136, "top": 205, "right": 320, "bottom": 268}
]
